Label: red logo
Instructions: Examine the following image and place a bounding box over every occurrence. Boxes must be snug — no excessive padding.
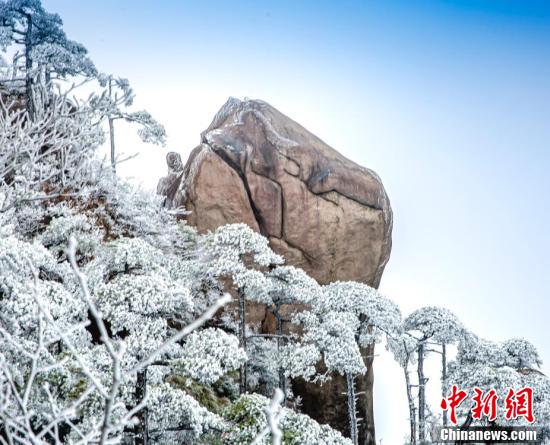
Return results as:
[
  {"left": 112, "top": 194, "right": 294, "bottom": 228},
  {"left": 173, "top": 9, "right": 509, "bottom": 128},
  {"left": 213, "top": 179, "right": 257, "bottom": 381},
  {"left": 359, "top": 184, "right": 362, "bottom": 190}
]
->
[
  {"left": 505, "top": 387, "right": 535, "bottom": 423},
  {"left": 472, "top": 388, "right": 498, "bottom": 421},
  {"left": 441, "top": 384, "right": 468, "bottom": 425},
  {"left": 441, "top": 386, "right": 535, "bottom": 425}
]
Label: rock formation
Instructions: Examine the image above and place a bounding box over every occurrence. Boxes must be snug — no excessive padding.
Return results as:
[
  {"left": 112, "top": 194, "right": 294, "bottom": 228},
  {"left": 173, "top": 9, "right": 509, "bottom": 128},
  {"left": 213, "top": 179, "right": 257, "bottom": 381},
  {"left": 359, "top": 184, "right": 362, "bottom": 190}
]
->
[{"left": 157, "top": 98, "right": 393, "bottom": 444}]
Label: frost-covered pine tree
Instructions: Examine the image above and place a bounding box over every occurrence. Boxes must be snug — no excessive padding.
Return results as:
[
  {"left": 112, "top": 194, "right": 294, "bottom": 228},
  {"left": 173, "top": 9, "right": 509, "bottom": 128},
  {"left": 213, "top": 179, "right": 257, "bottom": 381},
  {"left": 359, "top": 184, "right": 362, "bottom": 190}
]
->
[
  {"left": 262, "top": 265, "right": 321, "bottom": 399},
  {"left": 403, "top": 306, "right": 465, "bottom": 439},
  {"left": 282, "top": 281, "right": 401, "bottom": 445},
  {"left": 91, "top": 74, "right": 166, "bottom": 172},
  {"left": 199, "top": 223, "right": 284, "bottom": 395},
  {"left": 447, "top": 333, "right": 550, "bottom": 432},
  {"left": 388, "top": 331, "right": 419, "bottom": 445},
  {"left": 0, "top": 0, "right": 96, "bottom": 119}
]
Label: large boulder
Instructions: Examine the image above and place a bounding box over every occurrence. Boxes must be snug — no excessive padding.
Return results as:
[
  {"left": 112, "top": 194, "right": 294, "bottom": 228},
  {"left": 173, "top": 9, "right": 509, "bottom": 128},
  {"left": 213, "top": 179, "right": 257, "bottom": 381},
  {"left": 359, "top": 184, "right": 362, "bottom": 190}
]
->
[{"left": 157, "top": 98, "right": 392, "bottom": 444}]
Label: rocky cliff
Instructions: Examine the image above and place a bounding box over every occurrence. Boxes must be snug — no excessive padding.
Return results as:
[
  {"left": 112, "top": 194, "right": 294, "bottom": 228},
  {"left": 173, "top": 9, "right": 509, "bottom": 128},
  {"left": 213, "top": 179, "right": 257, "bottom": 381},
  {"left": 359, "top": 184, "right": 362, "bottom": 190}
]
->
[{"left": 157, "top": 98, "right": 393, "bottom": 444}]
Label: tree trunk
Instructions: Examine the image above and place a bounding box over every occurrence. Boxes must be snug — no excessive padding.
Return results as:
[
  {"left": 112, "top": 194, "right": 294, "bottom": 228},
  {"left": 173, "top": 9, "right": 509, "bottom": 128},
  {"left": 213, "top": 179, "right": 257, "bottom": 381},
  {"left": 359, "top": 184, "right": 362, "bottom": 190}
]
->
[
  {"left": 239, "top": 287, "right": 247, "bottom": 394},
  {"left": 24, "top": 14, "right": 35, "bottom": 121},
  {"left": 346, "top": 372, "right": 359, "bottom": 445},
  {"left": 108, "top": 79, "right": 116, "bottom": 173},
  {"left": 417, "top": 343, "right": 426, "bottom": 443},
  {"left": 404, "top": 364, "right": 417, "bottom": 445},
  {"left": 109, "top": 117, "right": 116, "bottom": 173},
  {"left": 455, "top": 413, "right": 473, "bottom": 445},
  {"left": 135, "top": 368, "right": 148, "bottom": 445},
  {"left": 361, "top": 342, "right": 376, "bottom": 445},
  {"left": 276, "top": 308, "right": 286, "bottom": 404},
  {"left": 442, "top": 343, "right": 448, "bottom": 428}
]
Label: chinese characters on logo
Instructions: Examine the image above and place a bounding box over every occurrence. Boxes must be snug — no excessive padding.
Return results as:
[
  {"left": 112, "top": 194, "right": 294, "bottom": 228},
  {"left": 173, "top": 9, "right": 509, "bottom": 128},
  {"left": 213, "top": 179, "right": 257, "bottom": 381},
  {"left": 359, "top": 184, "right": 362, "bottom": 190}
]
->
[{"left": 441, "top": 385, "right": 534, "bottom": 425}]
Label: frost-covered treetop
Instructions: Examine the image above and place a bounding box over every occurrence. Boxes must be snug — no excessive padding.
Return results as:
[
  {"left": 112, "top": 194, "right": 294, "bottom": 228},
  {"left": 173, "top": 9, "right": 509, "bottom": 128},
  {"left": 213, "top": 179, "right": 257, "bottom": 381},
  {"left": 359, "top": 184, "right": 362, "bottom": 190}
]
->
[
  {"left": 309, "top": 311, "right": 366, "bottom": 376},
  {"left": 286, "top": 309, "right": 366, "bottom": 379},
  {"left": 501, "top": 337, "right": 542, "bottom": 369},
  {"left": 404, "top": 305, "right": 465, "bottom": 344},
  {"left": 148, "top": 383, "right": 226, "bottom": 438},
  {"left": 456, "top": 332, "right": 541, "bottom": 370},
  {"left": 0, "top": 232, "right": 60, "bottom": 280},
  {"left": 171, "top": 328, "right": 247, "bottom": 385},
  {"left": 318, "top": 281, "right": 402, "bottom": 344},
  {"left": 200, "top": 223, "right": 284, "bottom": 281},
  {"left": 31, "top": 40, "right": 95, "bottom": 78},
  {"left": 0, "top": 0, "right": 96, "bottom": 78},
  {"left": 84, "top": 236, "right": 197, "bottom": 360},
  {"left": 456, "top": 333, "right": 504, "bottom": 367},
  {"left": 241, "top": 264, "right": 322, "bottom": 306},
  {"left": 281, "top": 281, "right": 402, "bottom": 380},
  {"left": 203, "top": 223, "right": 284, "bottom": 265},
  {"left": 37, "top": 204, "right": 103, "bottom": 261},
  {"left": 387, "top": 331, "right": 419, "bottom": 368},
  {"left": 91, "top": 74, "right": 167, "bottom": 149},
  {"left": 224, "top": 392, "right": 353, "bottom": 445},
  {"left": 87, "top": 237, "right": 166, "bottom": 279},
  {"left": 267, "top": 265, "right": 321, "bottom": 305},
  {"left": 447, "top": 331, "right": 548, "bottom": 426}
]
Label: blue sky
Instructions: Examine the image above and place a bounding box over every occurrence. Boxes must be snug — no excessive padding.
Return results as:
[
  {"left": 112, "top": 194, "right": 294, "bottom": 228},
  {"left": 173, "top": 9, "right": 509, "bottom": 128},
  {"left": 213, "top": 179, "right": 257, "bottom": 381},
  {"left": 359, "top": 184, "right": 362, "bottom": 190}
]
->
[{"left": 44, "top": 1, "right": 550, "bottom": 442}]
